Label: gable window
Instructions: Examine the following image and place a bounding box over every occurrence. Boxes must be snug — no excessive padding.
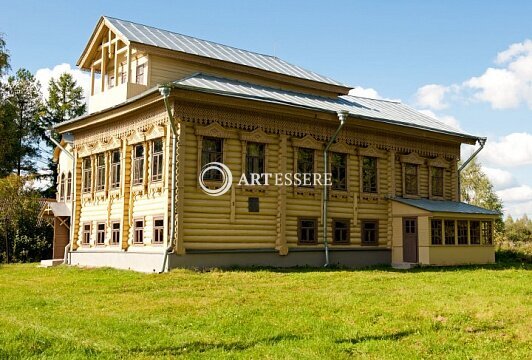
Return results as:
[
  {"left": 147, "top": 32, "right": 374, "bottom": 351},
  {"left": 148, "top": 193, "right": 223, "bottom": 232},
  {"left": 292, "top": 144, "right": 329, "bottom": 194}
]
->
[
  {"left": 331, "top": 152, "right": 347, "bottom": 191},
  {"left": 153, "top": 217, "right": 164, "bottom": 244},
  {"left": 333, "top": 219, "right": 350, "bottom": 244},
  {"left": 134, "top": 219, "right": 144, "bottom": 244},
  {"left": 82, "top": 157, "right": 92, "bottom": 193},
  {"left": 431, "top": 167, "right": 444, "bottom": 197},
  {"left": 110, "top": 150, "right": 121, "bottom": 189},
  {"left": 82, "top": 223, "right": 91, "bottom": 245},
  {"left": 470, "top": 221, "right": 481, "bottom": 244},
  {"left": 120, "top": 69, "right": 126, "bottom": 84},
  {"left": 246, "top": 142, "right": 265, "bottom": 183},
  {"left": 59, "top": 173, "right": 65, "bottom": 202},
  {"left": 457, "top": 220, "right": 468, "bottom": 244},
  {"left": 444, "top": 220, "right": 456, "bottom": 245},
  {"left": 298, "top": 218, "right": 317, "bottom": 244},
  {"left": 96, "top": 153, "right": 106, "bottom": 191},
  {"left": 132, "top": 144, "right": 145, "bottom": 185},
  {"left": 110, "top": 222, "right": 120, "bottom": 246},
  {"left": 136, "top": 64, "right": 145, "bottom": 84},
  {"left": 481, "top": 221, "right": 493, "bottom": 245},
  {"left": 361, "top": 220, "right": 378, "bottom": 245},
  {"left": 404, "top": 164, "right": 418, "bottom": 195},
  {"left": 96, "top": 222, "right": 106, "bottom": 245},
  {"left": 297, "top": 148, "right": 314, "bottom": 187},
  {"left": 362, "top": 156, "right": 378, "bottom": 193},
  {"left": 66, "top": 172, "right": 72, "bottom": 201},
  {"left": 108, "top": 75, "right": 115, "bottom": 89},
  {"left": 201, "top": 137, "right": 223, "bottom": 181},
  {"left": 431, "top": 219, "right": 443, "bottom": 245},
  {"left": 151, "top": 139, "right": 164, "bottom": 182}
]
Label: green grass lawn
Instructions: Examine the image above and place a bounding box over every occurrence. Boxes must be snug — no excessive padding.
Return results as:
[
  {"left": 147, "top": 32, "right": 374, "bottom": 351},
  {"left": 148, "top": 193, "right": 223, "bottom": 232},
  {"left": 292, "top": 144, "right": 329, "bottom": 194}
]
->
[{"left": 0, "top": 263, "right": 530, "bottom": 359}]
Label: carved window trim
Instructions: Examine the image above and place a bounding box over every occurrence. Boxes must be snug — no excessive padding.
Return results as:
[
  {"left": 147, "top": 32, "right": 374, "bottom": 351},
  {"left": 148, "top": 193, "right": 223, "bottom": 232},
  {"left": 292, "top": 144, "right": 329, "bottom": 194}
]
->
[
  {"left": 330, "top": 152, "right": 348, "bottom": 192},
  {"left": 360, "top": 156, "right": 379, "bottom": 195},
  {"left": 400, "top": 152, "right": 424, "bottom": 198},
  {"left": 294, "top": 147, "right": 316, "bottom": 189},
  {"left": 429, "top": 166, "right": 445, "bottom": 199},
  {"left": 239, "top": 129, "right": 276, "bottom": 187},
  {"left": 195, "top": 123, "right": 233, "bottom": 189},
  {"left": 298, "top": 217, "right": 318, "bottom": 245},
  {"left": 332, "top": 218, "right": 350, "bottom": 244}
]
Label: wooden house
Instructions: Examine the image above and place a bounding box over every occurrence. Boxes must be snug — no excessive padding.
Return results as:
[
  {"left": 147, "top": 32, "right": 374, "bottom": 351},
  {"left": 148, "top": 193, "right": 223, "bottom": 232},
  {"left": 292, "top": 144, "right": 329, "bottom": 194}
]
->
[{"left": 52, "top": 16, "right": 499, "bottom": 272}]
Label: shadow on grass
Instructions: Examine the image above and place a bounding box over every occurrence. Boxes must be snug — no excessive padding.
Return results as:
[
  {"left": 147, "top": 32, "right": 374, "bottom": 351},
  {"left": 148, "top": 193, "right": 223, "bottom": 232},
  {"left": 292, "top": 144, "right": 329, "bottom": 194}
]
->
[
  {"left": 129, "top": 333, "right": 302, "bottom": 356},
  {"left": 335, "top": 330, "right": 415, "bottom": 345}
]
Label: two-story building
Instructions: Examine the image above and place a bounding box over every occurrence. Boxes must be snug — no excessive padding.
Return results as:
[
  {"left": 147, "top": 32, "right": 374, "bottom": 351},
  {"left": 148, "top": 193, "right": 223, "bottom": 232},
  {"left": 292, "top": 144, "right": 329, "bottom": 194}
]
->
[{"left": 51, "top": 16, "right": 499, "bottom": 272}]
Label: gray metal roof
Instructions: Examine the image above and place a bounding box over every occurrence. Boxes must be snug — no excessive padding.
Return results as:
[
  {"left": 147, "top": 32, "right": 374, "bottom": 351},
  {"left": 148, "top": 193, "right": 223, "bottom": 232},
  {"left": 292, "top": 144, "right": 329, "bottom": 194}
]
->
[
  {"left": 393, "top": 198, "right": 500, "bottom": 215},
  {"left": 104, "top": 16, "right": 347, "bottom": 88},
  {"left": 172, "top": 73, "right": 475, "bottom": 138}
]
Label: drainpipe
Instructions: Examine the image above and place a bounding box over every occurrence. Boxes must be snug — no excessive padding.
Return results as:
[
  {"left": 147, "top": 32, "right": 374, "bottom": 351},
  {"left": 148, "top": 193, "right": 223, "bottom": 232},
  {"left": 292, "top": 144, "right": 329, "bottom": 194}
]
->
[
  {"left": 45, "top": 129, "right": 74, "bottom": 265},
  {"left": 322, "top": 110, "right": 349, "bottom": 267},
  {"left": 457, "top": 137, "right": 487, "bottom": 201},
  {"left": 159, "top": 86, "right": 178, "bottom": 273}
]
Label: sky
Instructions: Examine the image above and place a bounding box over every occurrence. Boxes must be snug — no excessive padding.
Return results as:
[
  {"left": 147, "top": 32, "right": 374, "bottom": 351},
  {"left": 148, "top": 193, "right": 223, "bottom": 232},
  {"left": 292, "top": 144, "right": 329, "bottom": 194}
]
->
[{"left": 1, "top": 0, "right": 531, "bottom": 217}]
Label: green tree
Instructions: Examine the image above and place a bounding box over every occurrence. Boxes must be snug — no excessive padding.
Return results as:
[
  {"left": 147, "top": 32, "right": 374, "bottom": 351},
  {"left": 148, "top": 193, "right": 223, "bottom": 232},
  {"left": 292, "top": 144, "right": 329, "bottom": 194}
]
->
[
  {"left": 0, "top": 33, "right": 9, "bottom": 76},
  {"left": 0, "top": 33, "right": 17, "bottom": 176},
  {"left": 460, "top": 157, "right": 504, "bottom": 232},
  {"left": 41, "top": 72, "right": 86, "bottom": 195},
  {"left": 3, "top": 69, "right": 43, "bottom": 175}
]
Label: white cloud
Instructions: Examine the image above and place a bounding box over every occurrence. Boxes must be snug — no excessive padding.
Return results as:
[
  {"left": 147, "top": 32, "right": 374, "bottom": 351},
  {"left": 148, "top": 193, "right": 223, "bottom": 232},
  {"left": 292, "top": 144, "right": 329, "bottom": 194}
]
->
[
  {"left": 415, "top": 84, "right": 450, "bottom": 110},
  {"left": 480, "top": 132, "right": 532, "bottom": 167},
  {"left": 348, "top": 86, "right": 381, "bottom": 99},
  {"left": 495, "top": 39, "right": 532, "bottom": 64},
  {"left": 482, "top": 167, "right": 518, "bottom": 190},
  {"left": 35, "top": 63, "right": 92, "bottom": 102},
  {"left": 497, "top": 185, "right": 532, "bottom": 218},
  {"left": 418, "top": 109, "right": 462, "bottom": 132}
]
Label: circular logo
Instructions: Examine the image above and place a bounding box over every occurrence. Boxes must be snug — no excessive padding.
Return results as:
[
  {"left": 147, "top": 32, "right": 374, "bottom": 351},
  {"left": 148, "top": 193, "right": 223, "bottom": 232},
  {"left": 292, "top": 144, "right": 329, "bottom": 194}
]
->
[{"left": 199, "top": 162, "right": 233, "bottom": 196}]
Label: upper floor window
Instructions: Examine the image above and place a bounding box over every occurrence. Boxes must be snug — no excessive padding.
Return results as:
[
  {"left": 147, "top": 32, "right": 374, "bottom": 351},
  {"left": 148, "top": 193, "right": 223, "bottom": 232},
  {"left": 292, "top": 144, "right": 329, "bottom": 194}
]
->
[
  {"left": 110, "top": 150, "right": 121, "bottom": 189},
  {"left": 331, "top": 152, "right": 347, "bottom": 191},
  {"left": 136, "top": 64, "right": 145, "bottom": 84},
  {"left": 404, "top": 164, "right": 418, "bottom": 196},
  {"left": 431, "top": 167, "right": 444, "bottom": 197},
  {"left": 362, "top": 157, "right": 377, "bottom": 193},
  {"left": 132, "top": 144, "right": 144, "bottom": 186},
  {"left": 297, "top": 148, "right": 314, "bottom": 187},
  {"left": 59, "top": 173, "right": 65, "bottom": 202},
  {"left": 201, "top": 137, "right": 223, "bottom": 181},
  {"left": 120, "top": 62, "right": 127, "bottom": 84},
  {"left": 151, "top": 139, "right": 164, "bottom": 182},
  {"left": 66, "top": 172, "right": 72, "bottom": 201},
  {"left": 96, "top": 154, "right": 106, "bottom": 192},
  {"left": 82, "top": 157, "right": 92, "bottom": 193},
  {"left": 246, "top": 142, "right": 265, "bottom": 183}
]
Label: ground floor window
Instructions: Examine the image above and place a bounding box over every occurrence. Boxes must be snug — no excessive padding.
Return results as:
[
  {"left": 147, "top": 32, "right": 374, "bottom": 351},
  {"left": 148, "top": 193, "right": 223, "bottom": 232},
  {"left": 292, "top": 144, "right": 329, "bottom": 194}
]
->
[
  {"left": 431, "top": 219, "right": 443, "bottom": 245},
  {"left": 361, "top": 220, "right": 378, "bottom": 245},
  {"left": 97, "top": 223, "right": 106, "bottom": 245},
  {"left": 332, "top": 219, "right": 350, "bottom": 244},
  {"left": 298, "top": 218, "right": 317, "bottom": 244},
  {"left": 82, "top": 223, "right": 91, "bottom": 245},
  {"left": 153, "top": 217, "right": 164, "bottom": 244},
  {"left": 470, "top": 221, "right": 481, "bottom": 244},
  {"left": 444, "top": 220, "right": 455, "bottom": 245},
  {"left": 432, "top": 219, "right": 494, "bottom": 246},
  {"left": 457, "top": 220, "right": 468, "bottom": 244},
  {"left": 134, "top": 219, "right": 144, "bottom": 244},
  {"left": 482, "top": 221, "right": 493, "bottom": 244},
  {"left": 111, "top": 222, "right": 120, "bottom": 245}
]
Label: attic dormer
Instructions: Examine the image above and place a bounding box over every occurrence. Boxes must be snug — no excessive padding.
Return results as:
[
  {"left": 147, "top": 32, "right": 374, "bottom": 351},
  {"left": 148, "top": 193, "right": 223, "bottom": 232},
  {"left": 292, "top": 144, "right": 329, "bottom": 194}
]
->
[{"left": 78, "top": 17, "right": 149, "bottom": 113}]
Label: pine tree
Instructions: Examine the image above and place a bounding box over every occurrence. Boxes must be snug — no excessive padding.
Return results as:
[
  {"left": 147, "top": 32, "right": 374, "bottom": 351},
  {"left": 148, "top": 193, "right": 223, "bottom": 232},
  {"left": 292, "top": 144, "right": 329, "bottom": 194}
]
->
[{"left": 0, "top": 33, "right": 9, "bottom": 76}]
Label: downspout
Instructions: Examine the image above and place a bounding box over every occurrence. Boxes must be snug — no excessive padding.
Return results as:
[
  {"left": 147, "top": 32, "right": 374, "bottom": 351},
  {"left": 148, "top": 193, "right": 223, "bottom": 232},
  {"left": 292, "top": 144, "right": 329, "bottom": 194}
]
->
[
  {"left": 159, "top": 86, "right": 179, "bottom": 273},
  {"left": 322, "top": 110, "right": 349, "bottom": 267},
  {"left": 457, "top": 137, "right": 486, "bottom": 201},
  {"left": 45, "top": 129, "right": 74, "bottom": 265}
]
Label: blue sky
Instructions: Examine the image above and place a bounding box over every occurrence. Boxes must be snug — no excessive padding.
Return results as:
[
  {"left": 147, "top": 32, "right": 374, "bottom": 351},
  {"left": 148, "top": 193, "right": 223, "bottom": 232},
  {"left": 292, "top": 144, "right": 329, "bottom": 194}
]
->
[{"left": 1, "top": 0, "right": 531, "bottom": 217}]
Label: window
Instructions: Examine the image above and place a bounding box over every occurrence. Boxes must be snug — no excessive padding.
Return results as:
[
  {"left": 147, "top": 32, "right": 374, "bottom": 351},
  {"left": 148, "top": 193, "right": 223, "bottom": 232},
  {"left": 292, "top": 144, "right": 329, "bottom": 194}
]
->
[
  {"left": 110, "top": 150, "right": 121, "bottom": 189},
  {"left": 153, "top": 217, "right": 164, "bottom": 244},
  {"left": 110, "top": 222, "right": 120, "bottom": 246},
  {"left": 151, "top": 139, "right": 164, "bottom": 182},
  {"left": 361, "top": 220, "right": 378, "bottom": 245},
  {"left": 431, "top": 219, "right": 443, "bottom": 245},
  {"left": 248, "top": 197, "right": 259, "bottom": 212},
  {"left": 120, "top": 69, "right": 126, "bottom": 84},
  {"left": 431, "top": 167, "right": 444, "bottom": 197},
  {"left": 333, "top": 219, "right": 350, "bottom": 244},
  {"left": 108, "top": 75, "right": 115, "bottom": 89},
  {"left": 201, "top": 137, "right": 223, "bottom": 181},
  {"left": 362, "top": 157, "right": 378, "bottom": 193},
  {"left": 59, "top": 173, "right": 65, "bottom": 202},
  {"left": 246, "top": 142, "right": 265, "bottom": 183},
  {"left": 297, "top": 148, "right": 314, "bottom": 187},
  {"left": 132, "top": 144, "right": 144, "bottom": 185},
  {"left": 470, "top": 221, "right": 481, "bottom": 244},
  {"left": 82, "top": 223, "right": 91, "bottom": 245},
  {"left": 404, "top": 164, "right": 418, "bottom": 195},
  {"left": 82, "top": 157, "right": 92, "bottom": 193},
  {"left": 457, "top": 220, "right": 468, "bottom": 244},
  {"left": 96, "top": 154, "right": 106, "bottom": 191},
  {"left": 66, "top": 172, "right": 72, "bottom": 201},
  {"left": 482, "top": 221, "right": 493, "bottom": 245},
  {"left": 96, "top": 223, "right": 106, "bottom": 245},
  {"left": 444, "top": 220, "right": 455, "bottom": 245},
  {"left": 134, "top": 219, "right": 144, "bottom": 244},
  {"left": 136, "top": 64, "right": 145, "bottom": 84},
  {"left": 331, "top": 152, "right": 347, "bottom": 191},
  {"left": 298, "top": 218, "right": 317, "bottom": 244}
]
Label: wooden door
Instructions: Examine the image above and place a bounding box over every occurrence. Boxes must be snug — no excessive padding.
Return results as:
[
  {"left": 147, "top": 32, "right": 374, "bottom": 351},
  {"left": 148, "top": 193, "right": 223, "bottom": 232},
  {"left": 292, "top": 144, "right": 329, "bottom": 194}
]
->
[{"left": 403, "top": 217, "right": 418, "bottom": 263}]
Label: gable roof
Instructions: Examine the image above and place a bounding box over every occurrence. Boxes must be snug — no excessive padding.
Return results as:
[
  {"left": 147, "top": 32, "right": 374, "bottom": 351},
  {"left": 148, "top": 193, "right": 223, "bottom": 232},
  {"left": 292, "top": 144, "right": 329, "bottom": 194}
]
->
[
  {"left": 172, "top": 73, "right": 476, "bottom": 139},
  {"left": 393, "top": 198, "right": 500, "bottom": 215},
  {"left": 86, "top": 16, "right": 347, "bottom": 88}
]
